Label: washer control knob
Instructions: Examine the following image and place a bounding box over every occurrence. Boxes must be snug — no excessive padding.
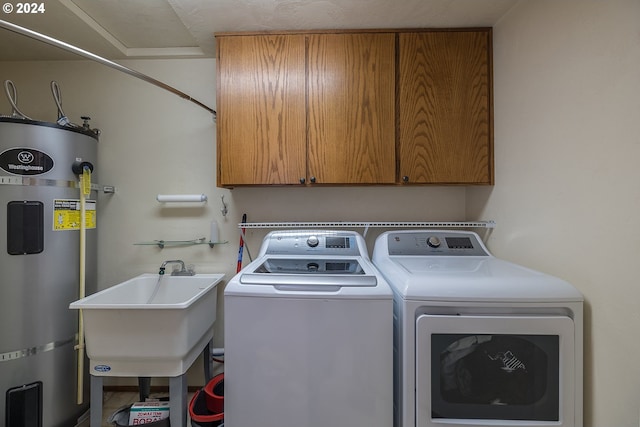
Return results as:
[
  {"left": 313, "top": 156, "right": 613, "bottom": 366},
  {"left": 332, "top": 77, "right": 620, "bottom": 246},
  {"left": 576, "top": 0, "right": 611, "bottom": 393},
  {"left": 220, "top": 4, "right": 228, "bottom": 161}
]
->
[
  {"left": 307, "top": 236, "right": 320, "bottom": 248},
  {"left": 427, "top": 236, "right": 441, "bottom": 248}
]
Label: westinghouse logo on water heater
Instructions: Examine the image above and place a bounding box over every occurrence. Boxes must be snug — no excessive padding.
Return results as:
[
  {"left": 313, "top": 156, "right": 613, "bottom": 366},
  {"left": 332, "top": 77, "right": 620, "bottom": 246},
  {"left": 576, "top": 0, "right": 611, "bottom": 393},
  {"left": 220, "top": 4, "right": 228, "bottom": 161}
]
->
[
  {"left": 0, "top": 148, "right": 54, "bottom": 175},
  {"left": 18, "top": 151, "right": 34, "bottom": 163}
]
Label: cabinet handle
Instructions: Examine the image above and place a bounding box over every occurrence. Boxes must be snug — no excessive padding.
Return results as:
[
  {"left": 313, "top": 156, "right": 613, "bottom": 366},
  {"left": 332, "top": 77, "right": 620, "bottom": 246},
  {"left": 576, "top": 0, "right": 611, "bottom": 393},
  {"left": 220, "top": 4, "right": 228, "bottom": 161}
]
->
[
  {"left": 310, "top": 176, "right": 316, "bottom": 184},
  {"left": 299, "top": 178, "right": 306, "bottom": 184},
  {"left": 402, "top": 176, "right": 409, "bottom": 183}
]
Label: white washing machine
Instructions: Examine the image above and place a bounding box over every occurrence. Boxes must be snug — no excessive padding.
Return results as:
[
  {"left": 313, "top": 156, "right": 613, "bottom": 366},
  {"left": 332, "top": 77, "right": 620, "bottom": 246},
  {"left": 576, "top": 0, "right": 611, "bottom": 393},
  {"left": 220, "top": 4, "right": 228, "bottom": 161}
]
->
[
  {"left": 224, "top": 230, "right": 393, "bottom": 427},
  {"left": 372, "top": 230, "right": 583, "bottom": 427}
]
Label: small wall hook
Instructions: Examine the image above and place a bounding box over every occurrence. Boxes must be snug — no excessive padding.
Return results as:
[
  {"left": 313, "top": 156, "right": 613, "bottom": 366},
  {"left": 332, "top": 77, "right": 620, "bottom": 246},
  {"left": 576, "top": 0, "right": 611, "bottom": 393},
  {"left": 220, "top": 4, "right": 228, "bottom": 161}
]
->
[{"left": 220, "top": 195, "right": 228, "bottom": 217}]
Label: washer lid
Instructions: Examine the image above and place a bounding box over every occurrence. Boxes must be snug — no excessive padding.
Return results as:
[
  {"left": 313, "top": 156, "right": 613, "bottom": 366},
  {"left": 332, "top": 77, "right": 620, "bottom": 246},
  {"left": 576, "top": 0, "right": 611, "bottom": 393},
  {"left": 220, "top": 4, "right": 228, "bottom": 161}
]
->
[
  {"left": 240, "top": 257, "right": 377, "bottom": 287},
  {"left": 254, "top": 258, "right": 366, "bottom": 274}
]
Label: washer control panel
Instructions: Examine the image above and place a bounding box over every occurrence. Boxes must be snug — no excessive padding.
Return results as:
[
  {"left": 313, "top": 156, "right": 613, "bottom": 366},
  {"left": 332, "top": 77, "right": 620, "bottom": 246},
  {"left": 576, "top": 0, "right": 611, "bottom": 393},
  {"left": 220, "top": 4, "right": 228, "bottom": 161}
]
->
[
  {"left": 387, "top": 231, "right": 489, "bottom": 256},
  {"left": 263, "top": 230, "right": 363, "bottom": 256}
]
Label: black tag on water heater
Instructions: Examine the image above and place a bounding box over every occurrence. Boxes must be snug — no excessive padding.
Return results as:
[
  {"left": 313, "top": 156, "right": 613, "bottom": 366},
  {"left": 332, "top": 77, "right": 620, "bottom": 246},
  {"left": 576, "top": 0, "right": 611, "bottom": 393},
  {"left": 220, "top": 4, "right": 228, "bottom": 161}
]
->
[
  {"left": 0, "top": 147, "right": 54, "bottom": 175},
  {"left": 7, "top": 201, "right": 44, "bottom": 255}
]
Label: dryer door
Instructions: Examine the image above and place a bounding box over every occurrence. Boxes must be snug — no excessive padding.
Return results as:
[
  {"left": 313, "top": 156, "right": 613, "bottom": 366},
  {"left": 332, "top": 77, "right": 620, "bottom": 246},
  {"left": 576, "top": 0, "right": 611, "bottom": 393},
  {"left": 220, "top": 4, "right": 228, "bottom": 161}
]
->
[{"left": 415, "top": 315, "right": 575, "bottom": 427}]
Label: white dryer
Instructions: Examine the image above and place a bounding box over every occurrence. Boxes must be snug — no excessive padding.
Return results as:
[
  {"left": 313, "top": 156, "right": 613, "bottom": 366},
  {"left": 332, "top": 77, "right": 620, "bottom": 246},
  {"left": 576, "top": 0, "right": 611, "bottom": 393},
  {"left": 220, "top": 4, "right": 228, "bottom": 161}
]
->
[
  {"left": 224, "top": 230, "right": 393, "bottom": 427},
  {"left": 372, "top": 230, "right": 583, "bottom": 427}
]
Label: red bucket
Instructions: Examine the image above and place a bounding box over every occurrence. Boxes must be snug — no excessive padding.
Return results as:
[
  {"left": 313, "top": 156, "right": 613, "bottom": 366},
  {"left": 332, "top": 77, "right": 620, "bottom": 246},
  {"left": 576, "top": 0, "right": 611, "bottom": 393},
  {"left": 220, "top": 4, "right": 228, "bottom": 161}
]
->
[
  {"left": 189, "top": 389, "right": 223, "bottom": 427},
  {"left": 203, "top": 373, "right": 224, "bottom": 414}
]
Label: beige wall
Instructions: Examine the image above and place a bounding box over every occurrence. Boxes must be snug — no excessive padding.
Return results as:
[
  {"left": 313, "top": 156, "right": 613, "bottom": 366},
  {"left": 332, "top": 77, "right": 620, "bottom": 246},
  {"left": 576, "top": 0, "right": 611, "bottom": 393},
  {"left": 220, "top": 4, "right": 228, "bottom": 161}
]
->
[
  {"left": 4, "top": 0, "right": 638, "bottom": 421},
  {"left": 468, "top": 0, "right": 640, "bottom": 426},
  {"left": 0, "top": 59, "right": 465, "bottom": 385}
]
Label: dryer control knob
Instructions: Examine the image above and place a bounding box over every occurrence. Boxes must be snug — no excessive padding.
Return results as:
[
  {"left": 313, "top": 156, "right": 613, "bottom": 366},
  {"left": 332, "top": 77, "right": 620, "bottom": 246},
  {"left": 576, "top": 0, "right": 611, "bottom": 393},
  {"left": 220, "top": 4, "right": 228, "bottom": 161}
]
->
[
  {"left": 427, "top": 236, "right": 441, "bottom": 248},
  {"left": 307, "top": 236, "right": 319, "bottom": 248}
]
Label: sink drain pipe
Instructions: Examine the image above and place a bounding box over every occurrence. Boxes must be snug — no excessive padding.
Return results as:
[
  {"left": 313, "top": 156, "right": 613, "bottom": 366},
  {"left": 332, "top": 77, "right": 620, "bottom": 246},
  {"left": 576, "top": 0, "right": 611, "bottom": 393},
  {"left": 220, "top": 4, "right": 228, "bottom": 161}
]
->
[{"left": 73, "top": 160, "right": 93, "bottom": 405}]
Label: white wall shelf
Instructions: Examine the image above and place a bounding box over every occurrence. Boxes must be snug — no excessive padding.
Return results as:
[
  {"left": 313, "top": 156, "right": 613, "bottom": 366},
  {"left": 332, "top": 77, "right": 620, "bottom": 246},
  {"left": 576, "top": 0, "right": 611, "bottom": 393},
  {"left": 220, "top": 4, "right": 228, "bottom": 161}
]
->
[
  {"left": 236, "top": 221, "right": 495, "bottom": 237},
  {"left": 238, "top": 221, "right": 495, "bottom": 229},
  {"left": 134, "top": 238, "right": 228, "bottom": 249}
]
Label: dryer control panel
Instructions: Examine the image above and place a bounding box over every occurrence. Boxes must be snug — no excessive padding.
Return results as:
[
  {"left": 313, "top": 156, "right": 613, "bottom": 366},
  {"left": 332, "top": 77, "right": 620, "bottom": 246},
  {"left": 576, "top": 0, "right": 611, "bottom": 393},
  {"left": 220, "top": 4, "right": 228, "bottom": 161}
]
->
[{"left": 386, "top": 231, "right": 489, "bottom": 256}]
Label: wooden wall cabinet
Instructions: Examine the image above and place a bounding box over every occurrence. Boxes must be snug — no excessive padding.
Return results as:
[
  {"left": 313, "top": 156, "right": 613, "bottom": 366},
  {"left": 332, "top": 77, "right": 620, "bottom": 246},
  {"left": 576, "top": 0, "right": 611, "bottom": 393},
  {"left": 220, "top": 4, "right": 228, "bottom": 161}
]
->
[
  {"left": 398, "top": 30, "right": 493, "bottom": 184},
  {"left": 307, "top": 33, "right": 396, "bottom": 184},
  {"left": 216, "top": 29, "right": 493, "bottom": 187},
  {"left": 216, "top": 32, "right": 395, "bottom": 186},
  {"left": 216, "top": 34, "right": 306, "bottom": 186}
]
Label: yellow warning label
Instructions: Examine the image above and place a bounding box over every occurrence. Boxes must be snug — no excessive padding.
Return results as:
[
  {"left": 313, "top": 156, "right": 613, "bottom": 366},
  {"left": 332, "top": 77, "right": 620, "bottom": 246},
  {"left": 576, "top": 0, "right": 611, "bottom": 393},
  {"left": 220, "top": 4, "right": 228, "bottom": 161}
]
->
[{"left": 53, "top": 199, "right": 96, "bottom": 231}]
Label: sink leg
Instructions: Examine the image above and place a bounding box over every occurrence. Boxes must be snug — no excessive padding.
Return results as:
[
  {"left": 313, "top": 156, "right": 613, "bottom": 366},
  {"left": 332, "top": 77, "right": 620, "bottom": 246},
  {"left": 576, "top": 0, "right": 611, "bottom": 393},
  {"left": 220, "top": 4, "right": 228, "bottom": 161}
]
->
[
  {"left": 203, "top": 339, "right": 213, "bottom": 382},
  {"left": 138, "top": 377, "right": 151, "bottom": 401},
  {"left": 169, "top": 373, "right": 188, "bottom": 427},
  {"left": 90, "top": 375, "right": 103, "bottom": 427}
]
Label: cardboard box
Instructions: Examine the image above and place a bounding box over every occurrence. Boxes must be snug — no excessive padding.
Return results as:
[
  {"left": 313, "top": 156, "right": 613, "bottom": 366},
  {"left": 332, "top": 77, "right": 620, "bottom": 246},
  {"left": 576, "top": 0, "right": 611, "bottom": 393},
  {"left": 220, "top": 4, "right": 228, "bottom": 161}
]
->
[{"left": 128, "top": 401, "right": 170, "bottom": 425}]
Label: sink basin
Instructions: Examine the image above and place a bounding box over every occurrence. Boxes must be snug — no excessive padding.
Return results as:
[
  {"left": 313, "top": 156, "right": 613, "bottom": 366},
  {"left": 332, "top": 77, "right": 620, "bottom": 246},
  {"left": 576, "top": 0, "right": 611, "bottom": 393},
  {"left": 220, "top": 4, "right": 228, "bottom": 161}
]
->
[{"left": 70, "top": 273, "right": 224, "bottom": 377}]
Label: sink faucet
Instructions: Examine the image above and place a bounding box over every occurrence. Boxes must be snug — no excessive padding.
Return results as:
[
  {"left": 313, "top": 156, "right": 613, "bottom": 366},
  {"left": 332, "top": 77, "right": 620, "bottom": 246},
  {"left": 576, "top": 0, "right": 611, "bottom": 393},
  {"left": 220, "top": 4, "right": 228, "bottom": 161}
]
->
[{"left": 159, "top": 260, "right": 194, "bottom": 276}]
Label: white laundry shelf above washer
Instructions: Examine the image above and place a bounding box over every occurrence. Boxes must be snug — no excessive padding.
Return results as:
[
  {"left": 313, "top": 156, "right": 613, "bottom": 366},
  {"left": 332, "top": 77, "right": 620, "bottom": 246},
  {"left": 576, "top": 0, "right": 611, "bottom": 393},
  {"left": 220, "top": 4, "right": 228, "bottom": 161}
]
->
[{"left": 237, "top": 221, "right": 496, "bottom": 232}]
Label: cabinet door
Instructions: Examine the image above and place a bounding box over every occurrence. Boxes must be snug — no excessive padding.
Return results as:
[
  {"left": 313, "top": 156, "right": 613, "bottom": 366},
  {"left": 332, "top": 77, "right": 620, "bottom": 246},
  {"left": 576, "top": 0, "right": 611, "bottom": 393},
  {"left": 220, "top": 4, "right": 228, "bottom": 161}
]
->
[
  {"left": 307, "top": 33, "right": 396, "bottom": 184},
  {"left": 217, "top": 35, "right": 306, "bottom": 186},
  {"left": 399, "top": 31, "right": 493, "bottom": 184}
]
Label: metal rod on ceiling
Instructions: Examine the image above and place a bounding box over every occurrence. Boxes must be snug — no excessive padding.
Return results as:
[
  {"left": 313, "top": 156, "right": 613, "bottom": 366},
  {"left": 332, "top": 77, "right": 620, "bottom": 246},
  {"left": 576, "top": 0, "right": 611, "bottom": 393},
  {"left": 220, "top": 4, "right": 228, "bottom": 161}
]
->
[{"left": 0, "top": 19, "right": 217, "bottom": 118}]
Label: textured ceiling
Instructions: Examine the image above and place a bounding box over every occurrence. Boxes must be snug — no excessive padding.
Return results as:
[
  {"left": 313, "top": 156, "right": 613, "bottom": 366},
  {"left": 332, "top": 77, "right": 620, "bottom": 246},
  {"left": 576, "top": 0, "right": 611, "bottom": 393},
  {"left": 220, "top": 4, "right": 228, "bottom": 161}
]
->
[{"left": 0, "top": 0, "right": 519, "bottom": 61}]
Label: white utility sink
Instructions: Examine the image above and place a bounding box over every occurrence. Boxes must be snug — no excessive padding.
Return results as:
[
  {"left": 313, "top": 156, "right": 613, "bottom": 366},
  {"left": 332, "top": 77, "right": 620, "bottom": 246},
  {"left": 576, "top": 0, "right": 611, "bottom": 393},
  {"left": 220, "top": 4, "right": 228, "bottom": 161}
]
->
[{"left": 70, "top": 273, "right": 224, "bottom": 377}]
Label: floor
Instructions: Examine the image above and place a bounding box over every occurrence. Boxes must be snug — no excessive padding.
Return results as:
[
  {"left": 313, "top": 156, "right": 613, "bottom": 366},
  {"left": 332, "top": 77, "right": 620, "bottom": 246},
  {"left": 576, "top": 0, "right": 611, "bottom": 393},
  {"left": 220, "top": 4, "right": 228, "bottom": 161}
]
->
[{"left": 75, "top": 390, "right": 197, "bottom": 427}]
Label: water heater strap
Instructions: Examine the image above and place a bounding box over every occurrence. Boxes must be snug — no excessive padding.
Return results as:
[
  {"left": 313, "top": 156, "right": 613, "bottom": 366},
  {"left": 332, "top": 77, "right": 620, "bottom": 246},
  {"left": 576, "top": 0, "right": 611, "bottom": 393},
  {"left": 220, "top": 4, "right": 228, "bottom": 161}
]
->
[{"left": 0, "top": 335, "right": 75, "bottom": 362}]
